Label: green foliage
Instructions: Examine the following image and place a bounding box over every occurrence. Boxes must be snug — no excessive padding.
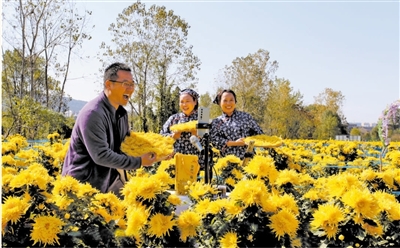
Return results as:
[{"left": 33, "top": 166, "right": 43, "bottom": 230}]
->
[
  {"left": 350, "top": 127, "right": 362, "bottom": 136},
  {"left": 263, "top": 78, "right": 305, "bottom": 138},
  {"left": 199, "top": 92, "right": 212, "bottom": 108},
  {"left": 314, "top": 110, "right": 341, "bottom": 140},
  {"left": 2, "top": 95, "right": 73, "bottom": 139}
]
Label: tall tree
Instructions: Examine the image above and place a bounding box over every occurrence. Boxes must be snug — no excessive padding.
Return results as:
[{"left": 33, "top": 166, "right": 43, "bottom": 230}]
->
[
  {"left": 217, "top": 49, "right": 278, "bottom": 124},
  {"left": 314, "top": 110, "right": 341, "bottom": 140},
  {"left": 312, "top": 88, "right": 347, "bottom": 139},
  {"left": 2, "top": 0, "right": 92, "bottom": 139},
  {"left": 314, "top": 88, "right": 346, "bottom": 122},
  {"left": 1, "top": 50, "right": 76, "bottom": 139},
  {"left": 2, "top": 0, "right": 92, "bottom": 110},
  {"left": 99, "top": 1, "right": 200, "bottom": 132},
  {"left": 263, "top": 78, "right": 305, "bottom": 138},
  {"left": 199, "top": 92, "right": 212, "bottom": 109}
]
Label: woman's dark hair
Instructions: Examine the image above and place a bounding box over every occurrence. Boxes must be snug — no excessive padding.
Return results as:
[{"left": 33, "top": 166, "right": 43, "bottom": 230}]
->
[
  {"left": 180, "top": 88, "right": 199, "bottom": 110},
  {"left": 212, "top": 89, "right": 237, "bottom": 105}
]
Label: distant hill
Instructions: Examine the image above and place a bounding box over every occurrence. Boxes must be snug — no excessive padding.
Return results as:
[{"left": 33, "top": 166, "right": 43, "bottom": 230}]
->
[{"left": 67, "top": 99, "right": 88, "bottom": 114}]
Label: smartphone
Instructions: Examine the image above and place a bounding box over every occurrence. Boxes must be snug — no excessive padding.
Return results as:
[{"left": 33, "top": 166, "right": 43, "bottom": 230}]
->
[{"left": 197, "top": 107, "right": 210, "bottom": 137}]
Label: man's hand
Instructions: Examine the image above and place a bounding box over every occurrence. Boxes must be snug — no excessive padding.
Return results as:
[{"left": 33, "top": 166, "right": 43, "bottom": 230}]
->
[{"left": 141, "top": 152, "right": 157, "bottom": 166}]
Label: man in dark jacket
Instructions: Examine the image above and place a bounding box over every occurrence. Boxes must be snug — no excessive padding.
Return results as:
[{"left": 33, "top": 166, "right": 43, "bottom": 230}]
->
[{"left": 62, "top": 62, "right": 157, "bottom": 197}]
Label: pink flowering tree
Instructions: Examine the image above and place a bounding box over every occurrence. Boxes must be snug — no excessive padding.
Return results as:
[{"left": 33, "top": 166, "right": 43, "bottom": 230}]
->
[{"left": 377, "top": 99, "right": 400, "bottom": 170}]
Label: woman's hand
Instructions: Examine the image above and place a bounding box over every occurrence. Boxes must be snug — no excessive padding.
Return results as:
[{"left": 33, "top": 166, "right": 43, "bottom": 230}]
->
[
  {"left": 171, "top": 131, "right": 181, "bottom": 140},
  {"left": 227, "top": 138, "right": 246, "bottom": 147},
  {"left": 165, "top": 152, "right": 175, "bottom": 160}
]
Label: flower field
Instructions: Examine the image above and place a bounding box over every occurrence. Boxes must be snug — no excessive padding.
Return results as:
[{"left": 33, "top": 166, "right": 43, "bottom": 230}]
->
[{"left": 2, "top": 133, "right": 400, "bottom": 247}]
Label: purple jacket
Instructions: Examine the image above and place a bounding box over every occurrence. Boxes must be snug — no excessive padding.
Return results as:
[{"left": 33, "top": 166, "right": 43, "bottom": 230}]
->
[{"left": 62, "top": 92, "right": 141, "bottom": 193}]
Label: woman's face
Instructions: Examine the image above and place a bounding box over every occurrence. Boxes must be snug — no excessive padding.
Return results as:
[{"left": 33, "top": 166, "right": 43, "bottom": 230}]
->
[
  {"left": 180, "top": 93, "right": 196, "bottom": 116},
  {"left": 220, "top": 92, "right": 236, "bottom": 116}
]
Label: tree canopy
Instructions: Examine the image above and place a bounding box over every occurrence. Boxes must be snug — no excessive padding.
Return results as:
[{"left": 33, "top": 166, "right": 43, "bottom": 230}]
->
[{"left": 99, "top": 2, "right": 200, "bottom": 132}]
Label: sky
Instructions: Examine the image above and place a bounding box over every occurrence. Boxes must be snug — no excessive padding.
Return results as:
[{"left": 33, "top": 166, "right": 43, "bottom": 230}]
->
[{"left": 63, "top": 0, "right": 399, "bottom": 124}]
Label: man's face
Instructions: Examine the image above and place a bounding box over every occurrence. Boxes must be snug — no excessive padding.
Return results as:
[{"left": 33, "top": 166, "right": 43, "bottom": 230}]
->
[{"left": 106, "top": 70, "right": 135, "bottom": 108}]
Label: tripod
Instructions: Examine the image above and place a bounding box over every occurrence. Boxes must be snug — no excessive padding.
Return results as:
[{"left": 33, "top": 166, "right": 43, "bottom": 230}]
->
[{"left": 201, "top": 133, "right": 214, "bottom": 184}]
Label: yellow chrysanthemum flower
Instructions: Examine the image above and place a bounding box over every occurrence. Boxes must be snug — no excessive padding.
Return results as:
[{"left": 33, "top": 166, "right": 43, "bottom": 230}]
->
[
  {"left": 225, "top": 177, "right": 237, "bottom": 187},
  {"left": 52, "top": 175, "right": 81, "bottom": 195},
  {"left": 214, "top": 155, "right": 242, "bottom": 173},
  {"left": 77, "top": 182, "right": 100, "bottom": 198},
  {"left": 325, "top": 173, "right": 362, "bottom": 198},
  {"left": 274, "top": 194, "right": 299, "bottom": 215},
  {"left": 52, "top": 195, "right": 74, "bottom": 210},
  {"left": 362, "top": 222, "right": 383, "bottom": 236},
  {"left": 224, "top": 199, "right": 243, "bottom": 217},
  {"left": 291, "top": 237, "right": 302, "bottom": 248},
  {"left": 229, "top": 179, "right": 268, "bottom": 207},
  {"left": 2, "top": 167, "right": 19, "bottom": 188},
  {"left": 30, "top": 215, "right": 65, "bottom": 246},
  {"left": 385, "top": 201, "right": 400, "bottom": 221},
  {"left": 244, "top": 155, "right": 278, "bottom": 182},
  {"left": 260, "top": 195, "right": 278, "bottom": 213},
  {"left": 2, "top": 196, "right": 31, "bottom": 225},
  {"left": 194, "top": 198, "right": 212, "bottom": 216},
  {"left": 377, "top": 170, "right": 396, "bottom": 189},
  {"left": 177, "top": 210, "right": 202, "bottom": 242},
  {"left": 153, "top": 171, "right": 174, "bottom": 187},
  {"left": 187, "top": 181, "right": 218, "bottom": 201},
  {"left": 9, "top": 162, "right": 53, "bottom": 190},
  {"left": 15, "top": 149, "right": 39, "bottom": 162},
  {"left": 167, "top": 194, "right": 182, "bottom": 206},
  {"left": 125, "top": 205, "right": 149, "bottom": 238},
  {"left": 359, "top": 168, "right": 377, "bottom": 182},
  {"left": 372, "top": 191, "right": 400, "bottom": 220},
  {"left": 47, "top": 132, "right": 60, "bottom": 141},
  {"left": 2, "top": 155, "right": 16, "bottom": 166},
  {"left": 244, "top": 134, "right": 283, "bottom": 148},
  {"left": 386, "top": 150, "right": 400, "bottom": 167},
  {"left": 157, "top": 159, "right": 175, "bottom": 173},
  {"left": 298, "top": 173, "right": 314, "bottom": 185},
  {"left": 3, "top": 166, "right": 18, "bottom": 175},
  {"left": 170, "top": 120, "right": 197, "bottom": 132},
  {"left": 219, "top": 231, "right": 239, "bottom": 248},
  {"left": 136, "top": 178, "right": 164, "bottom": 201},
  {"left": 341, "top": 188, "right": 380, "bottom": 219},
  {"left": 303, "top": 189, "right": 320, "bottom": 201},
  {"left": 123, "top": 176, "right": 165, "bottom": 204},
  {"left": 269, "top": 209, "right": 299, "bottom": 240},
  {"left": 147, "top": 213, "right": 175, "bottom": 238},
  {"left": 207, "top": 199, "right": 225, "bottom": 215},
  {"left": 121, "top": 131, "right": 174, "bottom": 158},
  {"left": 92, "top": 192, "right": 125, "bottom": 223},
  {"left": 231, "top": 168, "right": 243, "bottom": 180},
  {"left": 2, "top": 134, "right": 28, "bottom": 155},
  {"left": 310, "top": 204, "right": 345, "bottom": 239},
  {"left": 274, "top": 169, "right": 300, "bottom": 187}
]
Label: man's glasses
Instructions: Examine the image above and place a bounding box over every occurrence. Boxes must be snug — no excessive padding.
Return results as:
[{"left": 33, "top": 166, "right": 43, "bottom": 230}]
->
[{"left": 110, "top": 80, "right": 135, "bottom": 89}]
